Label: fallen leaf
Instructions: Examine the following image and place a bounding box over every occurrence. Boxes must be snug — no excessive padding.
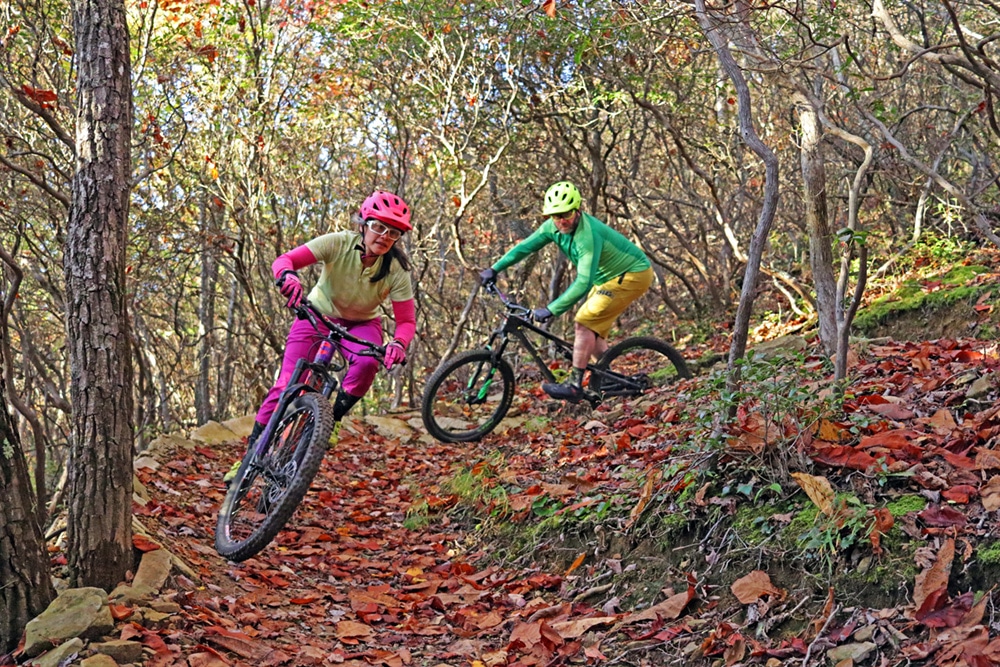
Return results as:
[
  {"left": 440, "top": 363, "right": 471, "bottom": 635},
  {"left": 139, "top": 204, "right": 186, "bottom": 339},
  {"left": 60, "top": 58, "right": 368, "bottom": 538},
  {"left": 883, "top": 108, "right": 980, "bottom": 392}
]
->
[
  {"left": 549, "top": 616, "right": 615, "bottom": 639},
  {"left": 132, "top": 534, "right": 161, "bottom": 552},
  {"left": 918, "top": 505, "right": 966, "bottom": 527},
  {"left": 868, "top": 403, "right": 915, "bottom": 420},
  {"left": 981, "top": 476, "right": 1000, "bottom": 511},
  {"left": 914, "top": 538, "right": 954, "bottom": 610},
  {"left": 625, "top": 469, "right": 661, "bottom": 529},
  {"left": 790, "top": 472, "right": 835, "bottom": 516},
  {"left": 336, "top": 620, "right": 374, "bottom": 640},
  {"left": 731, "top": 570, "right": 784, "bottom": 604}
]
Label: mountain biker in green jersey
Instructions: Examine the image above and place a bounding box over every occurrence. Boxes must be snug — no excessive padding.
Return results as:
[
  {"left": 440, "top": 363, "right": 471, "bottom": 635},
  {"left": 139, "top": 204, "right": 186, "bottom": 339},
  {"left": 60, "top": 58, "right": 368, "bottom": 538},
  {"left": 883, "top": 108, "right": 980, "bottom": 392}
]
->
[{"left": 478, "top": 181, "right": 653, "bottom": 403}]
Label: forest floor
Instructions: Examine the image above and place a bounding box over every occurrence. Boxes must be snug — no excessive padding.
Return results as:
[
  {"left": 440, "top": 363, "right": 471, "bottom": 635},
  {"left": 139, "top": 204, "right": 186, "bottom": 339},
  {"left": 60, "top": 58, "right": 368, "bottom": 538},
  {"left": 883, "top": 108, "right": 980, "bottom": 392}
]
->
[{"left": 76, "top": 243, "right": 1000, "bottom": 666}]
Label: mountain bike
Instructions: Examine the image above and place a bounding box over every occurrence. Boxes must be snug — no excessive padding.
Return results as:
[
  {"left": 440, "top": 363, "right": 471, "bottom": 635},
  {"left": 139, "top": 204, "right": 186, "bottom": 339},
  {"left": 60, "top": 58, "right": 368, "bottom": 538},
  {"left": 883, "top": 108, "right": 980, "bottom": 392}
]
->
[
  {"left": 421, "top": 282, "right": 691, "bottom": 443},
  {"left": 215, "top": 301, "right": 386, "bottom": 562}
]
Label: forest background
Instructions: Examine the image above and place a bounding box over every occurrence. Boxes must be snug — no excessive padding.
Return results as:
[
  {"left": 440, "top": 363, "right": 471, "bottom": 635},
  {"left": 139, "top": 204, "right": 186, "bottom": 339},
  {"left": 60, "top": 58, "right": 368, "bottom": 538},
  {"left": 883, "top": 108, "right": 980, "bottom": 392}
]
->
[{"left": 4, "top": 0, "right": 1000, "bottom": 658}]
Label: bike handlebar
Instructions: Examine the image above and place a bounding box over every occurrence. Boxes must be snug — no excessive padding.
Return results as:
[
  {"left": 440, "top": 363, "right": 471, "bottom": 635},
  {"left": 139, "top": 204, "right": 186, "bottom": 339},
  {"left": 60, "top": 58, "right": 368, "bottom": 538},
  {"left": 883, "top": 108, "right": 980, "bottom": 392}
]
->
[
  {"left": 483, "top": 281, "right": 534, "bottom": 319},
  {"left": 294, "top": 300, "right": 386, "bottom": 360}
]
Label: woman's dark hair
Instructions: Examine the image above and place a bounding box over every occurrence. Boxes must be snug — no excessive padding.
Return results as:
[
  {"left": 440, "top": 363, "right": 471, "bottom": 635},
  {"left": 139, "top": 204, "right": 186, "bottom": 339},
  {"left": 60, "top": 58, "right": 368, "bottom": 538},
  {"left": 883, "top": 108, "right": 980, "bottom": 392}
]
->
[{"left": 371, "top": 241, "right": 411, "bottom": 282}]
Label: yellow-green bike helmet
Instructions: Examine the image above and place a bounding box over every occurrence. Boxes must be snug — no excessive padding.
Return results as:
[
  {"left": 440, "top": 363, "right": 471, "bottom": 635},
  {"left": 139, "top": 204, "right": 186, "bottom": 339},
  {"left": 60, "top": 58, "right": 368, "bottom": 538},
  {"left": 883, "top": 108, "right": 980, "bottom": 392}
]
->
[{"left": 542, "top": 181, "right": 582, "bottom": 216}]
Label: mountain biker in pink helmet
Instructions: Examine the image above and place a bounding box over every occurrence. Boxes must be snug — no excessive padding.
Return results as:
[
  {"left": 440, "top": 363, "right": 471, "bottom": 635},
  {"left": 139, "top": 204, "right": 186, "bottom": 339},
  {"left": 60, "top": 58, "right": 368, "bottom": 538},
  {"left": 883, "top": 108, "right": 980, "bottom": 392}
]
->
[
  {"left": 478, "top": 181, "right": 653, "bottom": 403},
  {"left": 224, "top": 190, "right": 416, "bottom": 483}
]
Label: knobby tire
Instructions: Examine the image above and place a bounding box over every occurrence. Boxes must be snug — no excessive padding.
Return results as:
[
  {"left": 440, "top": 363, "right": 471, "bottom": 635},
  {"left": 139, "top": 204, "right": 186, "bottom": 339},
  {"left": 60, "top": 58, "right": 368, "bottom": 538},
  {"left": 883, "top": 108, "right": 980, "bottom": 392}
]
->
[
  {"left": 591, "top": 336, "right": 691, "bottom": 397},
  {"left": 215, "top": 392, "right": 335, "bottom": 562},
  {"left": 421, "top": 349, "right": 515, "bottom": 443}
]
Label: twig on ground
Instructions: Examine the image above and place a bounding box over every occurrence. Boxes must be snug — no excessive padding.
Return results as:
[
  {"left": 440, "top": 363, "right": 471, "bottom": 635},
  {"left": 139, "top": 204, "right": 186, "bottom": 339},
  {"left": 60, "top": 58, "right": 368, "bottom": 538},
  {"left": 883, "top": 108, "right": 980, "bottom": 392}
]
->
[{"left": 802, "top": 603, "right": 841, "bottom": 667}]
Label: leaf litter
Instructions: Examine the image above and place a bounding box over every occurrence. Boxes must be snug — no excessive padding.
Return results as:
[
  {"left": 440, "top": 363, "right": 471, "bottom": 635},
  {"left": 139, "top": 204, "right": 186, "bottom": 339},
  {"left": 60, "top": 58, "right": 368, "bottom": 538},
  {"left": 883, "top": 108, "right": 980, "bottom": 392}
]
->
[{"left": 126, "top": 335, "right": 1000, "bottom": 666}]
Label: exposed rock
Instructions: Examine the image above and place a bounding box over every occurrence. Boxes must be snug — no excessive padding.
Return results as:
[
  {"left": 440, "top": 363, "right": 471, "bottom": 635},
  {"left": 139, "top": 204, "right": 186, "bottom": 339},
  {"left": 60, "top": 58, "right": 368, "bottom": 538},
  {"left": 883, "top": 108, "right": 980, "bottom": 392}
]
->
[
  {"left": 750, "top": 334, "right": 808, "bottom": 359},
  {"left": 92, "top": 639, "right": 144, "bottom": 663},
  {"left": 80, "top": 655, "right": 119, "bottom": 667},
  {"left": 364, "top": 415, "right": 416, "bottom": 441},
  {"left": 221, "top": 414, "right": 257, "bottom": 438},
  {"left": 189, "top": 420, "right": 240, "bottom": 444},
  {"left": 148, "top": 600, "right": 181, "bottom": 614},
  {"left": 133, "top": 455, "right": 160, "bottom": 472},
  {"left": 23, "top": 587, "right": 114, "bottom": 658},
  {"left": 26, "top": 638, "right": 84, "bottom": 667},
  {"left": 828, "top": 641, "right": 876, "bottom": 664},
  {"left": 143, "top": 432, "right": 196, "bottom": 456},
  {"left": 132, "top": 475, "right": 150, "bottom": 506},
  {"left": 966, "top": 373, "right": 995, "bottom": 399},
  {"left": 141, "top": 609, "right": 173, "bottom": 627},
  {"left": 110, "top": 548, "right": 172, "bottom": 603}
]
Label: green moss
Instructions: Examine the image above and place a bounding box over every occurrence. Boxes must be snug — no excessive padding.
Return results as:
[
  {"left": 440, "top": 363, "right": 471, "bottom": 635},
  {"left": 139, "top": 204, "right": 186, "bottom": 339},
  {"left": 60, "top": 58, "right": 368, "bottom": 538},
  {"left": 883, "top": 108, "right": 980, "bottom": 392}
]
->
[
  {"left": 886, "top": 494, "right": 926, "bottom": 517},
  {"left": 660, "top": 511, "right": 689, "bottom": 534},
  {"left": 854, "top": 265, "right": 989, "bottom": 331},
  {"left": 977, "top": 542, "right": 1000, "bottom": 565},
  {"left": 731, "top": 501, "right": 786, "bottom": 546},
  {"left": 784, "top": 504, "right": 821, "bottom": 542}
]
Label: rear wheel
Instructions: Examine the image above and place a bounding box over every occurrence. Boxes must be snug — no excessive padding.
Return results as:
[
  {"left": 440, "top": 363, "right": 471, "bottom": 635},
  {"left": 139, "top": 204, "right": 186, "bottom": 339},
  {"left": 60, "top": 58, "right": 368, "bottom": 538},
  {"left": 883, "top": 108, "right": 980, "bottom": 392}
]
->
[
  {"left": 215, "top": 392, "right": 334, "bottom": 562},
  {"left": 421, "top": 349, "right": 515, "bottom": 443},
  {"left": 590, "top": 337, "right": 691, "bottom": 398}
]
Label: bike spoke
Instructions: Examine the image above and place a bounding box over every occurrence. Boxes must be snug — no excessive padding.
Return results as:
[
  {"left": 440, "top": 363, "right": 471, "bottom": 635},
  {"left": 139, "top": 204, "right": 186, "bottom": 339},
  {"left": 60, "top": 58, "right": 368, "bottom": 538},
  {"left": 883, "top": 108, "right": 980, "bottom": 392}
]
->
[
  {"left": 423, "top": 350, "right": 515, "bottom": 442},
  {"left": 220, "top": 407, "right": 314, "bottom": 546},
  {"left": 594, "top": 338, "right": 688, "bottom": 398}
]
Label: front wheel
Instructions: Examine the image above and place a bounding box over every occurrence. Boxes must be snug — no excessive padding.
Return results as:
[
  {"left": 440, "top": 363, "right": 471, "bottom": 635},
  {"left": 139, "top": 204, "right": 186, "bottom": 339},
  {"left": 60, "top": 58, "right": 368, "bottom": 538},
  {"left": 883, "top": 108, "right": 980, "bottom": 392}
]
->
[
  {"left": 421, "top": 349, "right": 515, "bottom": 443},
  {"left": 590, "top": 336, "right": 691, "bottom": 398},
  {"left": 215, "top": 392, "right": 335, "bottom": 562}
]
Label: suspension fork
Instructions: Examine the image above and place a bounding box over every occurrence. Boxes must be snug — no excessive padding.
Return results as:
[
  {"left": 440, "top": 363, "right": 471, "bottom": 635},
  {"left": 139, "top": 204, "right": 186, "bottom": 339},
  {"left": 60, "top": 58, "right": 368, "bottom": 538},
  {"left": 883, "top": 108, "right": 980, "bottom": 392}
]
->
[{"left": 253, "top": 358, "right": 314, "bottom": 457}]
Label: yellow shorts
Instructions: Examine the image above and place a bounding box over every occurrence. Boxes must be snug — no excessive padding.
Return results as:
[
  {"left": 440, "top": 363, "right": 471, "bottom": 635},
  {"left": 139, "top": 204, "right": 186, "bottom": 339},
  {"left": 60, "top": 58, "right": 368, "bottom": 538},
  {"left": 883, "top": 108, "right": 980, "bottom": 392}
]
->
[{"left": 574, "top": 267, "right": 654, "bottom": 338}]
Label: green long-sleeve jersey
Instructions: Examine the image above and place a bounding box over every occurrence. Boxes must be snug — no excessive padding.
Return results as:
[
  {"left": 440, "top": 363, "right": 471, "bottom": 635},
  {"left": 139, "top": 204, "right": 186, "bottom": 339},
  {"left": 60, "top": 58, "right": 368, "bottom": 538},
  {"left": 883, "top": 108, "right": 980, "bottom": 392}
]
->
[{"left": 492, "top": 212, "right": 650, "bottom": 315}]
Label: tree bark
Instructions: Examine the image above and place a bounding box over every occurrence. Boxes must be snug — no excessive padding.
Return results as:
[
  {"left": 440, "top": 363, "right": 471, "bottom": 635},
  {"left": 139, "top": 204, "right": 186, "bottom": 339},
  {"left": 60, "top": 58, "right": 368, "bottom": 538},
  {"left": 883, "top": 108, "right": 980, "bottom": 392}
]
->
[
  {"left": 796, "top": 95, "right": 837, "bottom": 355},
  {"left": 0, "top": 323, "right": 56, "bottom": 654},
  {"left": 694, "top": 0, "right": 781, "bottom": 383},
  {"left": 65, "top": 0, "right": 135, "bottom": 590},
  {"left": 196, "top": 194, "right": 218, "bottom": 424}
]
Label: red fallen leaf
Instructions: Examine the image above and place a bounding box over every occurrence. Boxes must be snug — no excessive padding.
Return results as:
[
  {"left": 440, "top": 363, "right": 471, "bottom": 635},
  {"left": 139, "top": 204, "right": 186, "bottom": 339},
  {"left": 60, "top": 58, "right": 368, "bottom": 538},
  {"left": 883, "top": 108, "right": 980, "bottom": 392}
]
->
[
  {"left": 653, "top": 623, "right": 691, "bottom": 642},
  {"left": 203, "top": 626, "right": 272, "bottom": 659},
  {"left": 918, "top": 505, "right": 967, "bottom": 527},
  {"left": 859, "top": 428, "right": 920, "bottom": 450},
  {"left": 812, "top": 445, "right": 880, "bottom": 470},
  {"left": 956, "top": 349, "right": 985, "bottom": 363},
  {"left": 938, "top": 449, "right": 977, "bottom": 470},
  {"left": 132, "top": 534, "right": 161, "bottom": 552},
  {"left": 868, "top": 403, "right": 915, "bottom": 420},
  {"left": 856, "top": 394, "right": 890, "bottom": 405},
  {"left": 868, "top": 508, "right": 894, "bottom": 555},
  {"left": 917, "top": 590, "right": 974, "bottom": 628},
  {"left": 187, "top": 647, "right": 229, "bottom": 667},
  {"left": 290, "top": 595, "right": 320, "bottom": 605},
  {"left": 109, "top": 603, "right": 134, "bottom": 621},
  {"left": 941, "top": 485, "right": 978, "bottom": 504}
]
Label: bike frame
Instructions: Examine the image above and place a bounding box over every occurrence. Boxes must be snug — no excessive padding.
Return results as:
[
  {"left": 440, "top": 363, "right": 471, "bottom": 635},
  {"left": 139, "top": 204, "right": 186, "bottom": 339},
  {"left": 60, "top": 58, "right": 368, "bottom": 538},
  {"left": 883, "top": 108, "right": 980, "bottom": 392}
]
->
[
  {"left": 481, "top": 283, "right": 629, "bottom": 391},
  {"left": 251, "top": 302, "right": 384, "bottom": 458}
]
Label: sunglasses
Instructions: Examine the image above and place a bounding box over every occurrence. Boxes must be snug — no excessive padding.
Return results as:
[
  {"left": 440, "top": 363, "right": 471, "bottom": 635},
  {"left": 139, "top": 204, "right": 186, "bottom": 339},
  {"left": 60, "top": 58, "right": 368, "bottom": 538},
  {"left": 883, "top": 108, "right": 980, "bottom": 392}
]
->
[
  {"left": 366, "top": 220, "right": 403, "bottom": 240},
  {"left": 552, "top": 211, "right": 576, "bottom": 222}
]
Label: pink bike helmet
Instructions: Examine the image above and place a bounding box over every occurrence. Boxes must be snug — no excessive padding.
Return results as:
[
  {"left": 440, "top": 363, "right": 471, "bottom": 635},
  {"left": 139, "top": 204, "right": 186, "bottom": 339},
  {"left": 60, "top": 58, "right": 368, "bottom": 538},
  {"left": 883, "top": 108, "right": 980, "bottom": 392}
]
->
[{"left": 359, "top": 190, "right": 412, "bottom": 232}]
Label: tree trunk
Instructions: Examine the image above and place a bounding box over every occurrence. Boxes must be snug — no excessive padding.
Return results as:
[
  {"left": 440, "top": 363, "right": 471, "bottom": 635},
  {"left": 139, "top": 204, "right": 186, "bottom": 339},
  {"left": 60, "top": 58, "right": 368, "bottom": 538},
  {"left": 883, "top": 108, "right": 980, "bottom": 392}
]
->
[
  {"left": 65, "top": 0, "right": 135, "bottom": 590},
  {"left": 196, "top": 195, "right": 218, "bottom": 424},
  {"left": 216, "top": 275, "right": 239, "bottom": 419},
  {"left": 694, "top": 0, "right": 781, "bottom": 387},
  {"left": 796, "top": 95, "right": 837, "bottom": 355},
  {"left": 0, "top": 328, "right": 56, "bottom": 653}
]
